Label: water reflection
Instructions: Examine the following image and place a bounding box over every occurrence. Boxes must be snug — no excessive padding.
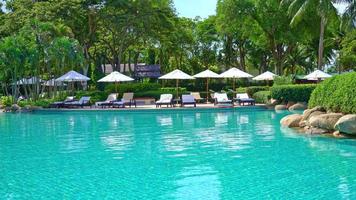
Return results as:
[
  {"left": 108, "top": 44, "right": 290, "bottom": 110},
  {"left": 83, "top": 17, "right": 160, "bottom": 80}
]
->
[{"left": 172, "top": 165, "right": 221, "bottom": 200}]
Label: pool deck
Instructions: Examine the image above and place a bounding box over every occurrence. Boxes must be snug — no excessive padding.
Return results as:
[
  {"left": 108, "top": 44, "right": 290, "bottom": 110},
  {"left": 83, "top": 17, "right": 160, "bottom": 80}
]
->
[{"left": 45, "top": 103, "right": 267, "bottom": 111}]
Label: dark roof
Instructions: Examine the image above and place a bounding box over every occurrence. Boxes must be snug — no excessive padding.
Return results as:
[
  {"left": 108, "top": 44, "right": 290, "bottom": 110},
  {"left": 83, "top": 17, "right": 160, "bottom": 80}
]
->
[{"left": 134, "top": 64, "right": 161, "bottom": 78}]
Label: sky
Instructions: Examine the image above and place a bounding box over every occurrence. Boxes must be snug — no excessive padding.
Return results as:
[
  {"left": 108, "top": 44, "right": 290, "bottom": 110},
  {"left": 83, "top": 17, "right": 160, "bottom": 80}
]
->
[
  {"left": 173, "top": 0, "right": 217, "bottom": 19},
  {"left": 172, "top": 0, "right": 347, "bottom": 19}
]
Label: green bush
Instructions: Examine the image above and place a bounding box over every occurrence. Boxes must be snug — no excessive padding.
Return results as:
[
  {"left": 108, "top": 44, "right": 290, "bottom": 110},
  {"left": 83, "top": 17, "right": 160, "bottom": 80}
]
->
[
  {"left": 246, "top": 86, "right": 269, "bottom": 97},
  {"left": 309, "top": 72, "right": 356, "bottom": 114},
  {"left": 0, "top": 96, "right": 14, "bottom": 107},
  {"left": 105, "top": 83, "right": 161, "bottom": 93},
  {"left": 271, "top": 84, "right": 317, "bottom": 103},
  {"left": 253, "top": 91, "right": 271, "bottom": 104},
  {"left": 273, "top": 76, "right": 293, "bottom": 86},
  {"left": 236, "top": 87, "right": 247, "bottom": 93}
]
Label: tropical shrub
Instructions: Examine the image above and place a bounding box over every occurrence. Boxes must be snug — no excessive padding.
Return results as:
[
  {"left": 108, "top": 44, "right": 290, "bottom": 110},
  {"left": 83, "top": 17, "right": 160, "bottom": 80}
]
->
[
  {"left": 273, "top": 76, "right": 293, "bottom": 86},
  {"left": 105, "top": 83, "right": 161, "bottom": 93},
  {"left": 246, "top": 86, "right": 269, "bottom": 97},
  {"left": 309, "top": 72, "right": 356, "bottom": 114},
  {"left": 271, "top": 84, "right": 317, "bottom": 103},
  {"left": 0, "top": 96, "right": 13, "bottom": 107},
  {"left": 252, "top": 91, "right": 271, "bottom": 104}
]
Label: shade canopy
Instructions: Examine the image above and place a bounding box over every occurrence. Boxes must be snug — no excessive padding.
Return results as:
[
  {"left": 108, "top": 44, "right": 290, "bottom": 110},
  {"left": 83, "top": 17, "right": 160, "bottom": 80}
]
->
[
  {"left": 159, "top": 69, "right": 195, "bottom": 80},
  {"left": 219, "top": 67, "right": 253, "bottom": 78},
  {"left": 43, "top": 79, "right": 66, "bottom": 86},
  {"left": 16, "top": 77, "right": 44, "bottom": 85},
  {"left": 253, "top": 71, "right": 278, "bottom": 81},
  {"left": 193, "top": 69, "right": 220, "bottom": 78},
  {"left": 304, "top": 70, "right": 332, "bottom": 80},
  {"left": 56, "top": 70, "right": 90, "bottom": 82},
  {"left": 98, "top": 71, "right": 134, "bottom": 82}
]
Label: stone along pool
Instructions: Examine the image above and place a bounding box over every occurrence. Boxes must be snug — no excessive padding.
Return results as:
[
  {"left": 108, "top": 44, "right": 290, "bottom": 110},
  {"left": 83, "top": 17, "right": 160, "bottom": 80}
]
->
[{"left": 0, "top": 108, "right": 355, "bottom": 199}]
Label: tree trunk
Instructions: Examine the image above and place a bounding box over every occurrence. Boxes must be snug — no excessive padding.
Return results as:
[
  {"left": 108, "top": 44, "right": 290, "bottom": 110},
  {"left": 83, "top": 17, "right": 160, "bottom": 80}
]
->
[
  {"left": 238, "top": 43, "right": 246, "bottom": 71},
  {"left": 318, "top": 16, "right": 326, "bottom": 70}
]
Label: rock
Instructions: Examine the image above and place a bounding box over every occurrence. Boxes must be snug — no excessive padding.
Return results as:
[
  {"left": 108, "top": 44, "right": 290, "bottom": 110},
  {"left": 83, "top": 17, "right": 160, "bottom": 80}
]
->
[
  {"left": 275, "top": 104, "right": 287, "bottom": 111},
  {"left": 334, "top": 114, "right": 356, "bottom": 135},
  {"left": 10, "top": 104, "right": 20, "bottom": 112},
  {"left": 333, "top": 131, "right": 348, "bottom": 138},
  {"left": 270, "top": 99, "right": 278, "bottom": 105},
  {"left": 4, "top": 107, "right": 11, "bottom": 112},
  {"left": 302, "top": 106, "right": 326, "bottom": 121},
  {"left": 309, "top": 113, "right": 343, "bottom": 130},
  {"left": 289, "top": 102, "right": 307, "bottom": 111},
  {"left": 21, "top": 105, "right": 33, "bottom": 112},
  {"left": 280, "top": 114, "right": 303, "bottom": 128},
  {"left": 286, "top": 101, "right": 296, "bottom": 108},
  {"left": 299, "top": 120, "right": 307, "bottom": 128},
  {"left": 304, "top": 126, "right": 329, "bottom": 134}
]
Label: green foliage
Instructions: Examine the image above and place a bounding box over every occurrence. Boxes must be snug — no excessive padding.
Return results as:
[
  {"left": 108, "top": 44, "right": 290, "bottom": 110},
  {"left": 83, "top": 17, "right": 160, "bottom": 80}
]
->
[
  {"left": 338, "top": 30, "right": 356, "bottom": 71},
  {"left": 253, "top": 91, "right": 271, "bottom": 104},
  {"left": 309, "top": 72, "right": 356, "bottom": 114},
  {"left": 271, "top": 84, "right": 317, "bottom": 103},
  {"left": 273, "top": 76, "right": 293, "bottom": 86},
  {"left": 0, "top": 96, "right": 14, "bottom": 107},
  {"left": 245, "top": 86, "right": 269, "bottom": 97},
  {"left": 105, "top": 83, "right": 161, "bottom": 94}
]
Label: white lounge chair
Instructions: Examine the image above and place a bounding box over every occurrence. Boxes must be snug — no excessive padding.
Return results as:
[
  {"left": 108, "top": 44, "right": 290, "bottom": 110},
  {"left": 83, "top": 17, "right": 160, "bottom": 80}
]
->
[
  {"left": 181, "top": 95, "right": 196, "bottom": 107},
  {"left": 235, "top": 93, "right": 255, "bottom": 106},
  {"left": 156, "top": 94, "right": 173, "bottom": 107},
  {"left": 214, "top": 92, "right": 233, "bottom": 105},
  {"left": 112, "top": 92, "right": 136, "bottom": 108},
  {"left": 95, "top": 93, "right": 118, "bottom": 108}
]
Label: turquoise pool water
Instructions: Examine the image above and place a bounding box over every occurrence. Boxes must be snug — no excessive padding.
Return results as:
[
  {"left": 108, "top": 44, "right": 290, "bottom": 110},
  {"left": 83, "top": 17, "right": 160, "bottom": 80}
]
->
[{"left": 0, "top": 108, "right": 355, "bottom": 199}]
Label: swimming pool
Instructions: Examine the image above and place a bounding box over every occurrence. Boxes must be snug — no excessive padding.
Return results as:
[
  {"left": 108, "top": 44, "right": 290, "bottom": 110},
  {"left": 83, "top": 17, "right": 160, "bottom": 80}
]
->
[{"left": 0, "top": 108, "right": 355, "bottom": 199}]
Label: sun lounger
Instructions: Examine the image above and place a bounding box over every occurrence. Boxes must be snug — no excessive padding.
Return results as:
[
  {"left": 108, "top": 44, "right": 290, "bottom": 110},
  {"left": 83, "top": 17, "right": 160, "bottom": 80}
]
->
[
  {"left": 190, "top": 92, "right": 205, "bottom": 103},
  {"left": 156, "top": 94, "right": 173, "bottom": 107},
  {"left": 95, "top": 93, "right": 118, "bottom": 108},
  {"left": 214, "top": 92, "right": 233, "bottom": 105},
  {"left": 181, "top": 95, "right": 196, "bottom": 107},
  {"left": 50, "top": 96, "right": 75, "bottom": 108},
  {"left": 235, "top": 93, "right": 255, "bottom": 106},
  {"left": 112, "top": 92, "right": 136, "bottom": 108},
  {"left": 63, "top": 96, "right": 91, "bottom": 108}
]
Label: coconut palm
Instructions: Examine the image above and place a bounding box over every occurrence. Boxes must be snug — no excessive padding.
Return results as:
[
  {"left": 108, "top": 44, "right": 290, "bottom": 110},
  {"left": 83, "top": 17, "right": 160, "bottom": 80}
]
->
[{"left": 282, "top": 0, "right": 344, "bottom": 70}]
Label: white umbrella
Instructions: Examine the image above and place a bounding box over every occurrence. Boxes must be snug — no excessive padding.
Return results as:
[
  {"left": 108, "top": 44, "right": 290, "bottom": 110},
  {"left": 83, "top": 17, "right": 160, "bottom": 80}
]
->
[
  {"left": 98, "top": 71, "right": 134, "bottom": 92},
  {"left": 16, "top": 77, "right": 44, "bottom": 85},
  {"left": 304, "top": 70, "right": 332, "bottom": 80},
  {"left": 56, "top": 70, "right": 90, "bottom": 93},
  {"left": 219, "top": 67, "right": 253, "bottom": 90},
  {"left": 56, "top": 70, "right": 90, "bottom": 82},
  {"left": 194, "top": 69, "right": 220, "bottom": 103},
  {"left": 43, "top": 79, "right": 66, "bottom": 87},
  {"left": 159, "top": 69, "right": 195, "bottom": 98},
  {"left": 253, "top": 71, "right": 278, "bottom": 81}
]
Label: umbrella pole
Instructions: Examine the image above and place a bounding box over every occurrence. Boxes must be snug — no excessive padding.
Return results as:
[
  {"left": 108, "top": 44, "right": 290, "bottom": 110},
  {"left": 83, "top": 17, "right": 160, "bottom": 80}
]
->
[
  {"left": 115, "top": 82, "right": 118, "bottom": 93},
  {"left": 176, "top": 79, "right": 179, "bottom": 99},
  {"left": 206, "top": 78, "right": 209, "bottom": 104},
  {"left": 233, "top": 77, "right": 236, "bottom": 91}
]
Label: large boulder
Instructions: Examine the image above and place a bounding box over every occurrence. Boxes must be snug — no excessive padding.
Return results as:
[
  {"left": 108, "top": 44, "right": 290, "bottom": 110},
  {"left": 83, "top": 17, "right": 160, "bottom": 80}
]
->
[
  {"left": 289, "top": 102, "right": 307, "bottom": 111},
  {"left": 334, "top": 115, "right": 356, "bottom": 135},
  {"left": 280, "top": 114, "right": 303, "bottom": 128},
  {"left": 302, "top": 106, "right": 326, "bottom": 121},
  {"left": 286, "top": 101, "right": 296, "bottom": 108},
  {"left": 10, "top": 104, "right": 20, "bottom": 112},
  {"left": 308, "top": 113, "right": 343, "bottom": 130},
  {"left": 275, "top": 104, "right": 287, "bottom": 111},
  {"left": 304, "top": 126, "right": 330, "bottom": 134}
]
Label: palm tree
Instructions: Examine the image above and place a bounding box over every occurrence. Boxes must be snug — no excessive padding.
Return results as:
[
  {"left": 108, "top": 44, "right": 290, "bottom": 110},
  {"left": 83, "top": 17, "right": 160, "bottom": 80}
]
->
[
  {"left": 282, "top": 0, "right": 342, "bottom": 70},
  {"left": 341, "top": 0, "right": 356, "bottom": 28}
]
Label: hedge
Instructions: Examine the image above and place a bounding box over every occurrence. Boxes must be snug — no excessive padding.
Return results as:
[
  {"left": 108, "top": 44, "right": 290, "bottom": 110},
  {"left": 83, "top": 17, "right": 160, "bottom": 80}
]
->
[
  {"left": 252, "top": 91, "right": 271, "bottom": 104},
  {"left": 271, "top": 84, "right": 317, "bottom": 103},
  {"left": 105, "top": 82, "right": 161, "bottom": 93},
  {"left": 246, "top": 86, "right": 269, "bottom": 97},
  {"left": 309, "top": 72, "right": 356, "bottom": 114}
]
